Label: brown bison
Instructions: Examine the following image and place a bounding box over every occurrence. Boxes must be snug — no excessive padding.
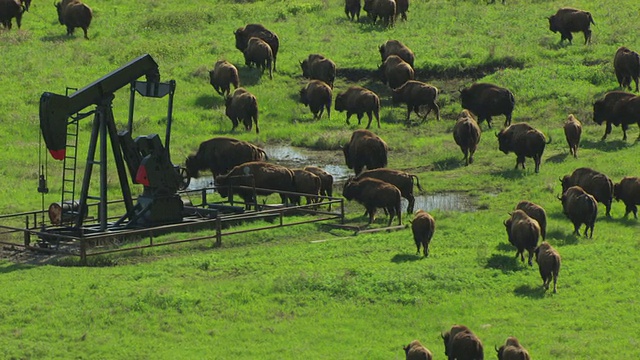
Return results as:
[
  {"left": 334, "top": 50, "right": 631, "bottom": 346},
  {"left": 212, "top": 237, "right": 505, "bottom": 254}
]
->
[
  {"left": 504, "top": 209, "right": 540, "bottom": 266},
  {"left": 54, "top": 0, "right": 92, "bottom": 39},
  {"left": 515, "top": 200, "right": 547, "bottom": 240},
  {"left": 391, "top": 80, "right": 440, "bottom": 123},
  {"left": 613, "top": 176, "right": 640, "bottom": 219},
  {"left": 363, "top": 0, "right": 396, "bottom": 27},
  {"left": 441, "top": 325, "right": 484, "bottom": 360},
  {"left": 560, "top": 167, "right": 613, "bottom": 217},
  {"left": 379, "top": 40, "right": 415, "bottom": 68},
  {"left": 356, "top": 168, "right": 422, "bottom": 213},
  {"left": 0, "top": 0, "right": 24, "bottom": 29},
  {"left": 243, "top": 37, "right": 273, "bottom": 80},
  {"left": 614, "top": 46, "right": 640, "bottom": 92},
  {"left": 608, "top": 95, "right": 640, "bottom": 141},
  {"left": 225, "top": 88, "right": 259, "bottom": 134},
  {"left": 459, "top": 83, "right": 515, "bottom": 128},
  {"left": 209, "top": 60, "right": 239, "bottom": 97},
  {"left": 334, "top": 86, "right": 381, "bottom": 129},
  {"left": 300, "top": 54, "right": 336, "bottom": 88},
  {"left": 289, "top": 169, "right": 321, "bottom": 206},
  {"left": 593, "top": 91, "right": 636, "bottom": 140},
  {"left": 303, "top": 166, "right": 334, "bottom": 205},
  {"left": 548, "top": 7, "right": 595, "bottom": 45},
  {"left": 560, "top": 185, "right": 598, "bottom": 237},
  {"left": 453, "top": 110, "right": 481, "bottom": 165},
  {"left": 535, "top": 242, "right": 561, "bottom": 293},
  {"left": 234, "top": 24, "right": 279, "bottom": 71},
  {"left": 342, "top": 177, "right": 402, "bottom": 226},
  {"left": 380, "top": 55, "right": 414, "bottom": 90},
  {"left": 495, "top": 337, "right": 531, "bottom": 360},
  {"left": 395, "top": 0, "right": 408, "bottom": 21},
  {"left": 497, "top": 123, "right": 550, "bottom": 173},
  {"left": 342, "top": 129, "right": 388, "bottom": 175},
  {"left": 404, "top": 339, "right": 433, "bottom": 360},
  {"left": 563, "top": 114, "right": 582, "bottom": 158},
  {"left": 345, "top": 0, "right": 360, "bottom": 21},
  {"left": 300, "top": 80, "right": 332, "bottom": 120},
  {"left": 214, "top": 161, "right": 294, "bottom": 210},
  {"left": 185, "top": 137, "right": 267, "bottom": 179},
  {"left": 411, "top": 209, "right": 435, "bottom": 257}
]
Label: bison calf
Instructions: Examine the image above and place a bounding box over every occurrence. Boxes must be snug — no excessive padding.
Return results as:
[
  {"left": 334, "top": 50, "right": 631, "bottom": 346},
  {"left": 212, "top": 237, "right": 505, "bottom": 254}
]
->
[
  {"left": 563, "top": 114, "right": 582, "bottom": 158},
  {"left": 225, "top": 88, "right": 259, "bottom": 134},
  {"left": 453, "top": 110, "right": 481, "bottom": 165},
  {"left": 404, "top": 339, "right": 433, "bottom": 360},
  {"left": 300, "top": 80, "right": 332, "bottom": 120},
  {"left": 614, "top": 176, "right": 640, "bottom": 219},
  {"left": 209, "top": 60, "right": 239, "bottom": 97},
  {"left": 495, "top": 336, "right": 531, "bottom": 360},
  {"left": 342, "top": 129, "right": 388, "bottom": 175},
  {"left": 535, "top": 242, "right": 561, "bottom": 293},
  {"left": 411, "top": 210, "right": 435, "bottom": 257},
  {"left": 234, "top": 24, "right": 279, "bottom": 71},
  {"left": 303, "top": 166, "right": 334, "bottom": 208},
  {"left": 335, "top": 86, "right": 381, "bottom": 129},
  {"left": 392, "top": 80, "right": 440, "bottom": 124},
  {"left": 614, "top": 46, "right": 640, "bottom": 92},
  {"left": 243, "top": 37, "right": 273, "bottom": 80},
  {"left": 504, "top": 209, "right": 540, "bottom": 266},
  {"left": 560, "top": 185, "right": 598, "bottom": 237},
  {"left": 342, "top": 177, "right": 401, "bottom": 226}
]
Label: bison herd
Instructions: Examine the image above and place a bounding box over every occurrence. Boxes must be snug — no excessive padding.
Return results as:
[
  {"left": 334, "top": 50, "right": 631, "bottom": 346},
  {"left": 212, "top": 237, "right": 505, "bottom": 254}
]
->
[{"left": 0, "top": 0, "right": 92, "bottom": 37}]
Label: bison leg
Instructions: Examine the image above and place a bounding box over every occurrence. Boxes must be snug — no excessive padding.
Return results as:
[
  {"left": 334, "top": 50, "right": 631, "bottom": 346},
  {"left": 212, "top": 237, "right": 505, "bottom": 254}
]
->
[
  {"left": 405, "top": 106, "right": 412, "bottom": 123},
  {"left": 345, "top": 112, "right": 353, "bottom": 125},
  {"left": 605, "top": 202, "right": 612, "bottom": 217},
  {"left": 415, "top": 239, "right": 421, "bottom": 255},
  {"left": 622, "top": 123, "right": 629, "bottom": 141},
  {"left": 484, "top": 116, "right": 492, "bottom": 129},
  {"left": 552, "top": 273, "right": 558, "bottom": 293},
  {"left": 527, "top": 249, "right": 534, "bottom": 266},
  {"left": 583, "top": 29, "right": 591, "bottom": 45},
  {"left": 601, "top": 122, "right": 612, "bottom": 141},
  {"left": 367, "top": 207, "right": 376, "bottom": 225},
  {"left": 504, "top": 114, "right": 512, "bottom": 127},
  {"left": 534, "top": 155, "right": 541, "bottom": 173},
  {"left": 406, "top": 194, "right": 415, "bottom": 213},
  {"left": 82, "top": 27, "right": 89, "bottom": 40}
]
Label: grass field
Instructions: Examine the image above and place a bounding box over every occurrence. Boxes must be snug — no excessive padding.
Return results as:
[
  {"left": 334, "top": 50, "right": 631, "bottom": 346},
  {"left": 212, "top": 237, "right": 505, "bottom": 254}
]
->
[{"left": 1, "top": 0, "right": 640, "bottom": 358}]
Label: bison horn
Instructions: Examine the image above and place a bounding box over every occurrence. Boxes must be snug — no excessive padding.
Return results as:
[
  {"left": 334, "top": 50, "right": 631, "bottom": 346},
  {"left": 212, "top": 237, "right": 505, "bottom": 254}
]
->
[
  {"left": 440, "top": 332, "right": 445, "bottom": 339},
  {"left": 556, "top": 194, "right": 562, "bottom": 200},
  {"left": 503, "top": 219, "right": 508, "bottom": 226},
  {"left": 494, "top": 131, "right": 499, "bottom": 137},
  {"left": 495, "top": 345, "right": 500, "bottom": 353}
]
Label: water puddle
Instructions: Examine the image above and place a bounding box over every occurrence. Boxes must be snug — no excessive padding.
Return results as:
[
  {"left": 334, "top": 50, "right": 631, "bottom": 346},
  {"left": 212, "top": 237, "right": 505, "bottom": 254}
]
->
[{"left": 405, "top": 192, "right": 477, "bottom": 212}]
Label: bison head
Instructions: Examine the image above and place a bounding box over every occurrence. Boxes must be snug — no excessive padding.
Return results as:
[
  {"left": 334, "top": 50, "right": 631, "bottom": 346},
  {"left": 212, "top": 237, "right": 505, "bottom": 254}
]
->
[
  {"left": 548, "top": 15, "right": 559, "bottom": 32},
  {"left": 185, "top": 155, "right": 200, "bottom": 179},
  {"left": 300, "top": 59, "right": 310, "bottom": 78},
  {"left": 613, "top": 182, "right": 622, "bottom": 201},
  {"left": 214, "top": 174, "right": 230, "bottom": 198},
  {"left": 234, "top": 28, "right": 248, "bottom": 52},
  {"left": 459, "top": 87, "right": 472, "bottom": 109},
  {"left": 495, "top": 345, "right": 506, "bottom": 359},
  {"left": 341, "top": 144, "right": 352, "bottom": 168},
  {"left": 341, "top": 178, "right": 359, "bottom": 200},
  {"left": 390, "top": 87, "right": 404, "bottom": 105},
  {"left": 334, "top": 93, "right": 346, "bottom": 111},
  {"left": 54, "top": 2, "right": 64, "bottom": 25},
  {"left": 496, "top": 130, "right": 510, "bottom": 154},
  {"left": 559, "top": 175, "right": 571, "bottom": 192},
  {"left": 299, "top": 87, "right": 309, "bottom": 105},
  {"left": 592, "top": 100, "right": 606, "bottom": 125},
  {"left": 441, "top": 331, "right": 451, "bottom": 356}
]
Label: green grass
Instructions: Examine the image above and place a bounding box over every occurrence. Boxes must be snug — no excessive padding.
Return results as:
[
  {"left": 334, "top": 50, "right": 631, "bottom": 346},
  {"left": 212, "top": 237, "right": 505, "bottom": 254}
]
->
[{"left": 1, "top": 0, "right": 640, "bottom": 358}]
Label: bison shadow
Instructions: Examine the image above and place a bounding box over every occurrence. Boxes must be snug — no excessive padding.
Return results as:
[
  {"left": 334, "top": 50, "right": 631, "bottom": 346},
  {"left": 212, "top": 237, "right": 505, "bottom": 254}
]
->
[
  {"left": 485, "top": 254, "right": 527, "bottom": 273},
  {"left": 513, "top": 284, "right": 546, "bottom": 299},
  {"left": 490, "top": 167, "right": 527, "bottom": 179},
  {"left": 432, "top": 157, "right": 464, "bottom": 171},
  {"left": 496, "top": 242, "right": 514, "bottom": 252},
  {"left": 391, "top": 253, "right": 423, "bottom": 263},
  {"left": 41, "top": 34, "right": 77, "bottom": 42},
  {"left": 195, "top": 94, "right": 225, "bottom": 109},
  {"left": 580, "top": 139, "right": 630, "bottom": 152},
  {"left": 546, "top": 152, "right": 569, "bottom": 163},
  {"left": 237, "top": 66, "right": 263, "bottom": 87},
  {"left": 549, "top": 231, "right": 581, "bottom": 246}
]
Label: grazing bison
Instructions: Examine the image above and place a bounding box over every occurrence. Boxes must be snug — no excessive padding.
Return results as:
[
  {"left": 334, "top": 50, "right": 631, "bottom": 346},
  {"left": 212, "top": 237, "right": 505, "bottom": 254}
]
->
[
  {"left": 342, "top": 129, "right": 388, "bottom": 175},
  {"left": 356, "top": 168, "right": 422, "bottom": 213},
  {"left": 54, "top": 0, "right": 92, "bottom": 39},
  {"left": 404, "top": 339, "right": 433, "bottom": 360},
  {"left": 560, "top": 185, "right": 598, "bottom": 237},
  {"left": 300, "top": 54, "right": 336, "bottom": 88},
  {"left": 535, "top": 242, "right": 561, "bottom": 293},
  {"left": 363, "top": 0, "right": 396, "bottom": 27},
  {"left": 0, "top": 0, "right": 24, "bottom": 29},
  {"left": 214, "top": 161, "right": 294, "bottom": 209},
  {"left": 593, "top": 91, "right": 636, "bottom": 140},
  {"left": 334, "top": 86, "right": 381, "bottom": 129},
  {"left": 345, "top": 0, "right": 361, "bottom": 21},
  {"left": 515, "top": 200, "right": 547, "bottom": 240},
  {"left": 392, "top": 80, "right": 440, "bottom": 123},
  {"left": 495, "top": 337, "right": 531, "bottom": 360},
  {"left": 441, "top": 325, "right": 484, "bottom": 360},
  {"left": 185, "top": 137, "right": 266, "bottom": 179},
  {"left": 614, "top": 46, "right": 640, "bottom": 92},
  {"left": 459, "top": 83, "right": 515, "bottom": 128},
  {"left": 225, "top": 88, "right": 259, "bottom": 134},
  {"left": 300, "top": 80, "right": 332, "bottom": 120},
  {"left": 613, "top": 176, "right": 640, "bottom": 219},
  {"left": 342, "top": 177, "right": 402, "bottom": 226},
  {"left": 379, "top": 40, "right": 415, "bottom": 68},
  {"left": 395, "top": 0, "right": 408, "bottom": 21},
  {"left": 497, "top": 123, "right": 550, "bottom": 173},
  {"left": 411, "top": 210, "right": 435, "bottom": 257},
  {"left": 453, "top": 110, "right": 482, "bottom": 165},
  {"left": 504, "top": 209, "right": 540, "bottom": 266},
  {"left": 548, "top": 7, "right": 595, "bottom": 45},
  {"left": 560, "top": 167, "right": 613, "bottom": 217},
  {"left": 234, "top": 24, "right": 279, "bottom": 71},
  {"left": 243, "top": 37, "right": 273, "bottom": 80},
  {"left": 303, "top": 166, "right": 334, "bottom": 205},
  {"left": 209, "top": 60, "right": 239, "bottom": 97},
  {"left": 289, "top": 169, "right": 321, "bottom": 206},
  {"left": 381, "top": 55, "right": 415, "bottom": 90},
  {"left": 608, "top": 95, "right": 640, "bottom": 141},
  {"left": 563, "top": 114, "right": 582, "bottom": 158}
]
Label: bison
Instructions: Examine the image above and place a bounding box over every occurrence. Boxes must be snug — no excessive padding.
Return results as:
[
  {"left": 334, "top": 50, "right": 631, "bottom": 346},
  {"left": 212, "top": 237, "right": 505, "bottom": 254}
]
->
[
  {"left": 342, "top": 129, "right": 388, "bottom": 175},
  {"left": 560, "top": 167, "right": 613, "bottom": 217},
  {"left": 515, "top": 200, "right": 547, "bottom": 240},
  {"left": 379, "top": 40, "right": 415, "bottom": 68},
  {"left": 404, "top": 339, "right": 433, "bottom": 360},
  {"left": 504, "top": 209, "right": 540, "bottom": 266},
  {"left": 497, "top": 123, "right": 550, "bottom": 173},
  {"left": 563, "top": 114, "right": 582, "bottom": 158},
  {"left": 289, "top": 169, "right": 321, "bottom": 206},
  {"left": 560, "top": 185, "right": 598, "bottom": 237},
  {"left": 185, "top": 137, "right": 267, "bottom": 179},
  {"left": 54, "top": 0, "right": 92, "bottom": 39},
  {"left": 300, "top": 54, "right": 336, "bottom": 88},
  {"left": 593, "top": 91, "right": 636, "bottom": 141},
  {"left": 356, "top": 168, "right": 422, "bottom": 213},
  {"left": 334, "top": 86, "right": 381, "bottom": 129},
  {"left": 395, "top": 0, "right": 408, "bottom": 21},
  {"left": 225, "top": 88, "right": 259, "bottom": 134},
  {"left": 613, "top": 176, "right": 640, "bottom": 219},
  {"left": 303, "top": 166, "right": 334, "bottom": 206},
  {"left": 453, "top": 109, "right": 482, "bottom": 165},
  {"left": 534, "top": 242, "right": 561, "bottom": 293},
  {"left": 209, "top": 60, "right": 239, "bottom": 97},
  {"left": 234, "top": 24, "right": 279, "bottom": 71},
  {"left": 459, "top": 83, "right": 515, "bottom": 129},
  {"left": 0, "top": 0, "right": 24, "bottom": 29},
  {"left": 300, "top": 80, "right": 332, "bottom": 120},
  {"left": 342, "top": 177, "right": 402, "bottom": 226},
  {"left": 391, "top": 80, "right": 440, "bottom": 123},
  {"left": 243, "top": 37, "right": 273, "bottom": 80},
  {"left": 441, "top": 325, "right": 484, "bottom": 360},
  {"left": 380, "top": 55, "right": 414, "bottom": 90},
  {"left": 548, "top": 7, "right": 595, "bottom": 45},
  {"left": 495, "top": 337, "right": 531, "bottom": 360},
  {"left": 411, "top": 209, "right": 435, "bottom": 257},
  {"left": 614, "top": 46, "right": 640, "bottom": 92},
  {"left": 345, "top": 0, "right": 361, "bottom": 21},
  {"left": 363, "top": 0, "right": 396, "bottom": 27},
  {"left": 214, "top": 161, "right": 294, "bottom": 210},
  {"left": 608, "top": 95, "right": 640, "bottom": 141}
]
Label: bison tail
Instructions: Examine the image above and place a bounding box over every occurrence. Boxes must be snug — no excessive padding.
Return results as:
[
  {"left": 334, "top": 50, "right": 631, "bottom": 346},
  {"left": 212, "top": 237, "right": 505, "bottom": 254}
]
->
[
  {"left": 546, "top": 135, "right": 552, "bottom": 144},
  {"left": 588, "top": 12, "right": 595, "bottom": 25},
  {"left": 411, "top": 175, "right": 424, "bottom": 192}
]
